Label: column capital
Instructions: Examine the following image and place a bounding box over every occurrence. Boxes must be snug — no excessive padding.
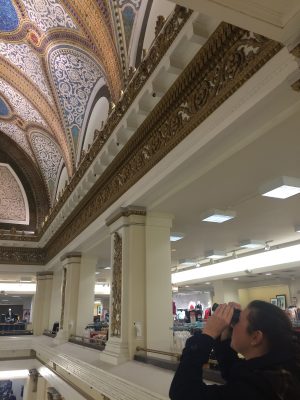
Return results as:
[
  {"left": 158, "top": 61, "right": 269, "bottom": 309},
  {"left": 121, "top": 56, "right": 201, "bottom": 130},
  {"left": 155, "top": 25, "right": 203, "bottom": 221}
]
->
[
  {"left": 60, "top": 252, "right": 81, "bottom": 264},
  {"left": 36, "top": 271, "right": 53, "bottom": 280},
  {"left": 106, "top": 206, "right": 146, "bottom": 233}
]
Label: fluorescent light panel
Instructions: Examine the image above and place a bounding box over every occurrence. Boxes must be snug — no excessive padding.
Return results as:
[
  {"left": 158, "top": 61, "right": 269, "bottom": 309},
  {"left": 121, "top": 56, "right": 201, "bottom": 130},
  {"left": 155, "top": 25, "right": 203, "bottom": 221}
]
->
[
  {"left": 170, "top": 232, "right": 184, "bottom": 242},
  {"left": 260, "top": 176, "right": 300, "bottom": 199},
  {"left": 205, "top": 250, "right": 227, "bottom": 259},
  {"left": 239, "top": 239, "right": 265, "bottom": 249},
  {"left": 201, "top": 209, "right": 236, "bottom": 223}
]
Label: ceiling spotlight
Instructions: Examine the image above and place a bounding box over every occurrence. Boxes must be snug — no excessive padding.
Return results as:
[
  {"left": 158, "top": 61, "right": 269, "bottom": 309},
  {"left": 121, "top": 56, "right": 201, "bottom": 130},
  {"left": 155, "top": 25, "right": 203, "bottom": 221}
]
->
[
  {"left": 170, "top": 233, "right": 184, "bottom": 242},
  {"left": 201, "top": 209, "right": 236, "bottom": 223},
  {"left": 104, "top": 267, "right": 111, "bottom": 270},
  {"left": 233, "top": 277, "right": 239, "bottom": 280},
  {"left": 259, "top": 176, "right": 300, "bottom": 199},
  {"left": 205, "top": 249, "right": 227, "bottom": 259},
  {"left": 265, "top": 272, "right": 272, "bottom": 275},
  {"left": 205, "top": 282, "right": 211, "bottom": 285},
  {"left": 239, "top": 239, "right": 265, "bottom": 249}
]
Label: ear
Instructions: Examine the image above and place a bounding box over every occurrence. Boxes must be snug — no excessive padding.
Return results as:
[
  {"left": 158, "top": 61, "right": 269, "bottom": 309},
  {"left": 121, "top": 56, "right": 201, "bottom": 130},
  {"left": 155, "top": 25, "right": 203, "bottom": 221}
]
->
[{"left": 250, "top": 330, "right": 264, "bottom": 347}]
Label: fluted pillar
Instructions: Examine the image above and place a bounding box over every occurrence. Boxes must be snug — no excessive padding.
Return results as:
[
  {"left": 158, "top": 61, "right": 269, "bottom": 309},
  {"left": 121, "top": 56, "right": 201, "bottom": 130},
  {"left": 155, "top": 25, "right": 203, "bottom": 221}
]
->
[{"left": 32, "top": 273, "right": 53, "bottom": 335}]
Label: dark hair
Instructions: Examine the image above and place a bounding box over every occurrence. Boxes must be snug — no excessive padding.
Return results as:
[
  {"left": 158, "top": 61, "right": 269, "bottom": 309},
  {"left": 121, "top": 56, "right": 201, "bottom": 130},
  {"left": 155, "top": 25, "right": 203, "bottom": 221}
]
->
[{"left": 247, "top": 300, "right": 300, "bottom": 358}]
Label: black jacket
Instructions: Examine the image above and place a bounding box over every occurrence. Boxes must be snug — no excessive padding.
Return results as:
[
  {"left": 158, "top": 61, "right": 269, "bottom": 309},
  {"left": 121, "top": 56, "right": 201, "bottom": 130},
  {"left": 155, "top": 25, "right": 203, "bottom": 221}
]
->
[{"left": 169, "top": 333, "right": 300, "bottom": 400}]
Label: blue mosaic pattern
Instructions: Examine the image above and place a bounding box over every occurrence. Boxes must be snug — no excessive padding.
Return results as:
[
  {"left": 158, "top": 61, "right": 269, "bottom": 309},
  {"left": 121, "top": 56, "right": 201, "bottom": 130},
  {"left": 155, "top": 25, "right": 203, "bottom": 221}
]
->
[
  {"left": 49, "top": 47, "right": 103, "bottom": 148},
  {"left": 0, "top": 96, "right": 9, "bottom": 116},
  {"left": 0, "top": 0, "right": 19, "bottom": 32},
  {"left": 122, "top": 6, "right": 136, "bottom": 49}
]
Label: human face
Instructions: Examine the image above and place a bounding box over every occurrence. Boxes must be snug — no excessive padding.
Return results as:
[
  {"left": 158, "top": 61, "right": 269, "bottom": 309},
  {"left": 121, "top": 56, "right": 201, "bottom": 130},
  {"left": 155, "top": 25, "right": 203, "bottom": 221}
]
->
[{"left": 230, "top": 308, "right": 253, "bottom": 357}]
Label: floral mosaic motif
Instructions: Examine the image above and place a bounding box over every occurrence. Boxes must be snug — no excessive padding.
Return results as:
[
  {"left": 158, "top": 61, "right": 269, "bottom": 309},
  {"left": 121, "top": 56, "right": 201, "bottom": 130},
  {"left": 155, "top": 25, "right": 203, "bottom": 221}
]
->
[
  {"left": 0, "top": 121, "right": 34, "bottom": 160},
  {"left": 0, "top": 43, "right": 52, "bottom": 102},
  {"left": 0, "top": 0, "right": 19, "bottom": 32},
  {"left": 23, "top": 0, "right": 77, "bottom": 32},
  {"left": 31, "top": 132, "right": 62, "bottom": 197},
  {"left": 0, "top": 96, "right": 10, "bottom": 116},
  {"left": 0, "top": 165, "right": 27, "bottom": 223},
  {"left": 49, "top": 47, "right": 103, "bottom": 146},
  {"left": 0, "top": 79, "right": 47, "bottom": 127},
  {"left": 117, "top": 0, "right": 141, "bottom": 10}
]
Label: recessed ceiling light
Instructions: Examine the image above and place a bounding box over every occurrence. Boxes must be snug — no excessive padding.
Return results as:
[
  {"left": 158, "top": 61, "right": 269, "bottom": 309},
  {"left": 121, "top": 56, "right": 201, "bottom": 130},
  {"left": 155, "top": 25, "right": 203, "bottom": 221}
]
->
[
  {"left": 260, "top": 176, "right": 300, "bottom": 199},
  {"left": 95, "top": 272, "right": 100, "bottom": 274},
  {"left": 205, "top": 282, "right": 210, "bottom": 285},
  {"left": 170, "top": 233, "right": 184, "bottom": 242},
  {"left": 185, "top": 285, "right": 190, "bottom": 288},
  {"left": 265, "top": 272, "right": 272, "bottom": 275},
  {"left": 239, "top": 239, "right": 265, "bottom": 249},
  {"left": 201, "top": 209, "right": 236, "bottom": 223},
  {"left": 171, "top": 249, "right": 176, "bottom": 252},
  {"left": 104, "top": 267, "right": 111, "bottom": 270},
  {"left": 205, "top": 250, "right": 227, "bottom": 259},
  {"left": 233, "top": 277, "right": 239, "bottom": 280}
]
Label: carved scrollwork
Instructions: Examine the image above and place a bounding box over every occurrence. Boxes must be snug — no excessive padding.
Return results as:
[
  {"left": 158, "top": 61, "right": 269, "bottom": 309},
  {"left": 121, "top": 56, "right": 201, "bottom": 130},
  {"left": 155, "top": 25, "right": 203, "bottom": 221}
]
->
[
  {"left": 0, "top": 246, "right": 45, "bottom": 264},
  {"left": 110, "top": 232, "right": 122, "bottom": 338}
]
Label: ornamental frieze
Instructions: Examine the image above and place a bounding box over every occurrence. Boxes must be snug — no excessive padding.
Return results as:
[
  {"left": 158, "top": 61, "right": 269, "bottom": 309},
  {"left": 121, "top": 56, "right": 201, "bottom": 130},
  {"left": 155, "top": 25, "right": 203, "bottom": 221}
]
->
[{"left": 0, "top": 246, "right": 45, "bottom": 265}]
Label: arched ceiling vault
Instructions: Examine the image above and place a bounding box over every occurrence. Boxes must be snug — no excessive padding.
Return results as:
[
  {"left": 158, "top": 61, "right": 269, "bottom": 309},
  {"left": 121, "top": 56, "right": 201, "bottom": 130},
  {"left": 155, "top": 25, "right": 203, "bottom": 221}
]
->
[
  {"left": 0, "top": 0, "right": 161, "bottom": 231},
  {"left": 0, "top": 0, "right": 125, "bottom": 215}
]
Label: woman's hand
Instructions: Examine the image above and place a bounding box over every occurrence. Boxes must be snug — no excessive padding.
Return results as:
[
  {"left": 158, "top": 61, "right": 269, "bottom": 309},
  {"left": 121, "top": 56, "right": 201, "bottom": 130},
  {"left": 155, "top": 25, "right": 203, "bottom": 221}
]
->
[{"left": 202, "top": 303, "right": 234, "bottom": 339}]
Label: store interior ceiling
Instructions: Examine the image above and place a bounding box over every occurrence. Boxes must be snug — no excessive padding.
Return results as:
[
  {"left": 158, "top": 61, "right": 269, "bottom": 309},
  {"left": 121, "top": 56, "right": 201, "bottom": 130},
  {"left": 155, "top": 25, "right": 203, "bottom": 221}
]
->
[{"left": 89, "top": 74, "right": 300, "bottom": 293}]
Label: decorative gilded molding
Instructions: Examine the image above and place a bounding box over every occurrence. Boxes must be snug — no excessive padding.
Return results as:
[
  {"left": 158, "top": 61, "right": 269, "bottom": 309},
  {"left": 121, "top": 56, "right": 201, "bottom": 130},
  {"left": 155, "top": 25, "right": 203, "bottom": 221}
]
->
[
  {"left": 110, "top": 232, "right": 122, "bottom": 338},
  {"left": 44, "top": 22, "right": 282, "bottom": 262},
  {"left": 0, "top": 247, "right": 45, "bottom": 265}
]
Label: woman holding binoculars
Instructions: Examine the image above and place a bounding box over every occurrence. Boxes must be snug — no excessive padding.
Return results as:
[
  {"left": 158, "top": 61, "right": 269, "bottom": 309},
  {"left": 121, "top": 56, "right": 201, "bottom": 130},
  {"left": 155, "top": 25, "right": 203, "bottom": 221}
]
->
[{"left": 169, "top": 300, "right": 300, "bottom": 400}]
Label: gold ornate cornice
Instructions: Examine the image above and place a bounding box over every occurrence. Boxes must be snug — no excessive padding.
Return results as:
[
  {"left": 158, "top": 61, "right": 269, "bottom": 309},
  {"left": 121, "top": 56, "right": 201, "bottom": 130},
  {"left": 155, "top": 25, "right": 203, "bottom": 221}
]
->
[{"left": 0, "top": 247, "right": 45, "bottom": 265}]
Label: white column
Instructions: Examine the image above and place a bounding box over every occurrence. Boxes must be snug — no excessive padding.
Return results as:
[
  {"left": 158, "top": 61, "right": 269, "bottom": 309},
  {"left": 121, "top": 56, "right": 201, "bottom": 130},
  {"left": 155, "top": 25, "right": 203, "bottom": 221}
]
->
[
  {"left": 100, "top": 208, "right": 146, "bottom": 365},
  {"left": 23, "top": 370, "right": 38, "bottom": 400},
  {"left": 32, "top": 273, "right": 53, "bottom": 335},
  {"left": 36, "top": 376, "right": 47, "bottom": 400},
  {"left": 100, "top": 207, "right": 174, "bottom": 365},
  {"left": 145, "top": 212, "right": 173, "bottom": 352},
  {"left": 49, "top": 268, "right": 62, "bottom": 330},
  {"left": 76, "top": 254, "right": 97, "bottom": 336},
  {"left": 54, "top": 253, "right": 81, "bottom": 343},
  {"left": 213, "top": 280, "right": 240, "bottom": 304}
]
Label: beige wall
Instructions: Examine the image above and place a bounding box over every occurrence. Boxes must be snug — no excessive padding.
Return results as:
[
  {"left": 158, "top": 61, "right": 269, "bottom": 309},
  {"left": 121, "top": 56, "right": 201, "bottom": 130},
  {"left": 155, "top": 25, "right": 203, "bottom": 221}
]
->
[{"left": 239, "top": 284, "right": 290, "bottom": 309}]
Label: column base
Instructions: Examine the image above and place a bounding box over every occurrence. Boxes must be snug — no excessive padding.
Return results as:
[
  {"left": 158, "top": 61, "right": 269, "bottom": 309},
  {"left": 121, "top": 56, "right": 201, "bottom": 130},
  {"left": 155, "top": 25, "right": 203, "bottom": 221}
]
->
[
  {"left": 100, "top": 338, "right": 129, "bottom": 365},
  {"left": 53, "top": 329, "right": 68, "bottom": 345}
]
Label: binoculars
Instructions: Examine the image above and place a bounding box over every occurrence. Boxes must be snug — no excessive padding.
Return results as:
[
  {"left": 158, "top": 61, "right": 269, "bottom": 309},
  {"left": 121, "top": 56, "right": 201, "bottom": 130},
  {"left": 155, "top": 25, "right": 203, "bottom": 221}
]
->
[{"left": 231, "top": 308, "right": 241, "bottom": 325}]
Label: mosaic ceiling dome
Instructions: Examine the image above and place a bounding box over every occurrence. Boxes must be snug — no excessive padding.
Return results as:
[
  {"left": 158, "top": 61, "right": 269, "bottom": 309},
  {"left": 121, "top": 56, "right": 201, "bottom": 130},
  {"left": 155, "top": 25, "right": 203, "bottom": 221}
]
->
[{"left": 0, "top": 0, "right": 152, "bottom": 230}]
